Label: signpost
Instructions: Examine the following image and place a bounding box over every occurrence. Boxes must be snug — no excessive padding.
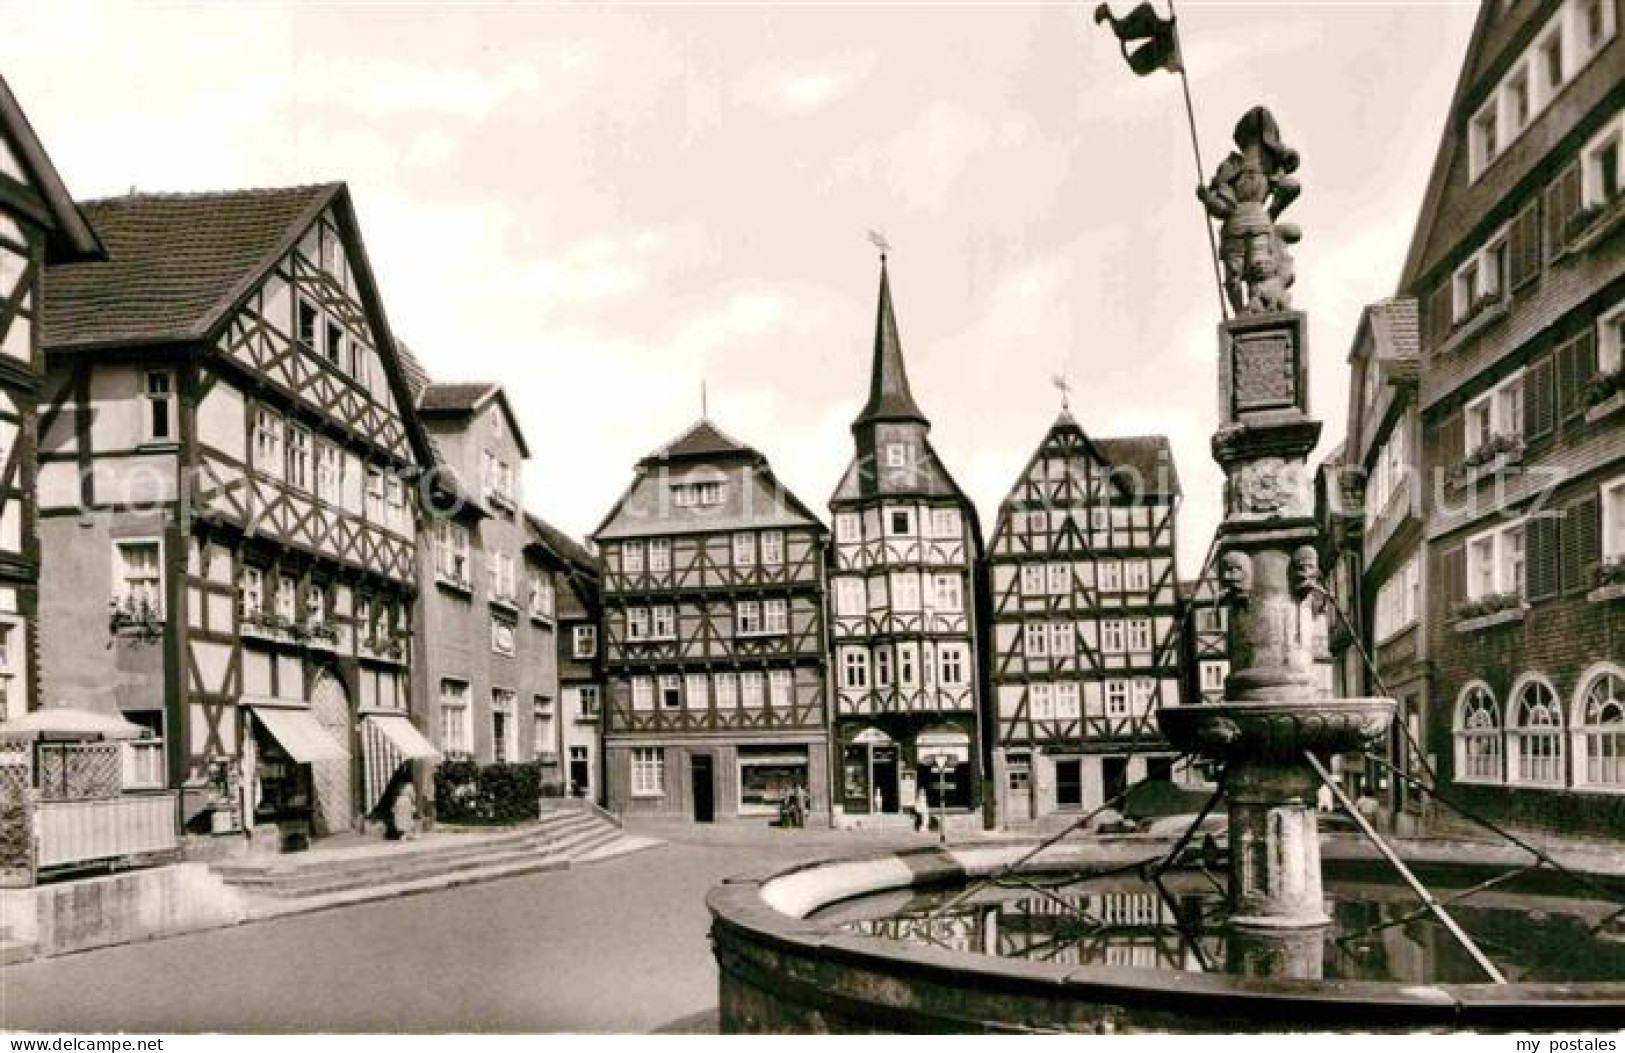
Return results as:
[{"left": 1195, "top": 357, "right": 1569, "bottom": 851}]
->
[{"left": 931, "top": 753, "right": 954, "bottom": 845}]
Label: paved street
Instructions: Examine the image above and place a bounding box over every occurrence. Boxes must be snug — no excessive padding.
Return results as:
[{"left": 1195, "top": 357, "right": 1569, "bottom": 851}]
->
[{"left": 1, "top": 823, "right": 925, "bottom": 1034}]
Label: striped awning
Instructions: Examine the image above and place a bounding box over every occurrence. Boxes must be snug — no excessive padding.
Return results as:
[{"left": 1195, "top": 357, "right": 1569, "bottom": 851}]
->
[
  {"left": 249, "top": 705, "right": 347, "bottom": 765},
  {"left": 361, "top": 714, "right": 440, "bottom": 816}
]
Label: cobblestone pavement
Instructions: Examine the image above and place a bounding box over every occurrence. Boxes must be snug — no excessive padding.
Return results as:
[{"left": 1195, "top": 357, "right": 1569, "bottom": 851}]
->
[{"left": 1, "top": 821, "right": 926, "bottom": 1035}]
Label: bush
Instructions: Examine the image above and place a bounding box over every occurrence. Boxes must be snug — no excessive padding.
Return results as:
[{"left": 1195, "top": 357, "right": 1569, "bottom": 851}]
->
[{"left": 434, "top": 759, "right": 542, "bottom": 825}]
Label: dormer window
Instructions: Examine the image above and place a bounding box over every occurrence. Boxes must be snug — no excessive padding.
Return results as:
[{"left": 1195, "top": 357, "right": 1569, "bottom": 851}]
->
[
  {"left": 144, "top": 371, "right": 174, "bottom": 443},
  {"left": 885, "top": 443, "right": 909, "bottom": 468}
]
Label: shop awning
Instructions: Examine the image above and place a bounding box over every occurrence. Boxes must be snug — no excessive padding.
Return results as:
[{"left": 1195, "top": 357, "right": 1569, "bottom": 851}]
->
[
  {"left": 249, "top": 704, "right": 347, "bottom": 765},
  {"left": 361, "top": 714, "right": 440, "bottom": 816},
  {"left": 0, "top": 706, "right": 148, "bottom": 742},
  {"left": 849, "top": 727, "right": 894, "bottom": 746}
]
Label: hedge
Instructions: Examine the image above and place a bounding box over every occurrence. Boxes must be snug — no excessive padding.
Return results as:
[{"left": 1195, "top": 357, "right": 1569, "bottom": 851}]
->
[{"left": 434, "top": 759, "right": 542, "bottom": 825}]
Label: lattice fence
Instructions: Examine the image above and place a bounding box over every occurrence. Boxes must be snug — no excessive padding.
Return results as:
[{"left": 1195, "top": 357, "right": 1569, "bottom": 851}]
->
[
  {"left": 36, "top": 742, "right": 121, "bottom": 801},
  {"left": 0, "top": 743, "right": 32, "bottom": 880}
]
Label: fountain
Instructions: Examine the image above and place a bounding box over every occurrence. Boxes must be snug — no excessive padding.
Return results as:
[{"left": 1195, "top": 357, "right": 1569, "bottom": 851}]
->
[{"left": 707, "top": 107, "right": 1625, "bottom": 1033}]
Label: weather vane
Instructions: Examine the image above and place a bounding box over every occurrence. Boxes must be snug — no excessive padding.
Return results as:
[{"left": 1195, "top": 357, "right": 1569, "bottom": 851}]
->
[
  {"left": 866, "top": 229, "right": 891, "bottom": 260},
  {"left": 1051, "top": 372, "right": 1073, "bottom": 411}
]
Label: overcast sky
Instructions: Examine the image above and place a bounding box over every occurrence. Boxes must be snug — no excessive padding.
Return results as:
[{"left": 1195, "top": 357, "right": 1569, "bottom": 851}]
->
[{"left": 5, "top": 1, "right": 1476, "bottom": 574}]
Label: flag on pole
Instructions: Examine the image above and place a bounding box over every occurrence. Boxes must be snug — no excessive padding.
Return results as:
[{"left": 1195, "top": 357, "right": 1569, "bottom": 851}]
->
[{"left": 1093, "top": 2, "right": 1183, "bottom": 76}]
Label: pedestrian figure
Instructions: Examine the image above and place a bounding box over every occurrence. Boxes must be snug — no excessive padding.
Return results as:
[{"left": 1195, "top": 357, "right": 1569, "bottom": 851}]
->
[
  {"left": 914, "top": 785, "right": 930, "bottom": 833},
  {"left": 872, "top": 787, "right": 884, "bottom": 816},
  {"left": 390, "top": 782, "right": 418, "bottom": 841},
  {"left": 795, "top": 784, "right": 810, "bottom": 828},
  {"left": 1315, "top": 784, "right": 1334, "bottom": 813}
]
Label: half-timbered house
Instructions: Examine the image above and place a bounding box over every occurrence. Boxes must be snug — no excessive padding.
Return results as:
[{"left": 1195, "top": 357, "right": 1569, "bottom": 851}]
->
[
  {"left": 1179, "top": 568, "right": 1230, "bottom": 707},
  {"left": 593, "top": 418, "right": 830, "bottom": 822},
  {"left": 38, "top": 184, "right": 438, "bottom": 849},
  {"left": 0, "top": 77, "right": 104, "bottom": 723},
  {"left": 827, "top": 259, "right": 986, "bottom": 830},
  {"left": 985, "top": 411, "right": 1186, "bottom": 828},
  {"left": 527, "top": 512, "right": 603, "bottom": 803}
]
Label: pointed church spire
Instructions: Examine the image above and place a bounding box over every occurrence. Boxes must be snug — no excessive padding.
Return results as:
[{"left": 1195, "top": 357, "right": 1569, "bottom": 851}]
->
[{"left": 854, "top": 254, "right": 929, "bottom": 429}]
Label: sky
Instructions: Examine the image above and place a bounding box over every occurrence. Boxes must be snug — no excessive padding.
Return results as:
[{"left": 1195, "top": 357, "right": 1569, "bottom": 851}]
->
[{"left": 3, "top": 1, "right": 1478, "bottom": 574}]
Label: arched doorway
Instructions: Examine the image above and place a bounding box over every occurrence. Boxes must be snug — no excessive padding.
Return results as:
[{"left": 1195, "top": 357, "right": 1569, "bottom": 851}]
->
[{"left": 309, "top": 672, "right": 355, "bottom": 836}]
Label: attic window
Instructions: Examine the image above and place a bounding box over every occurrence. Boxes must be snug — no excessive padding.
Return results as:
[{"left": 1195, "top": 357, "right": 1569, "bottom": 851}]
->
[
  {"left": 324, "top": 320, "right": 344, "bottom": 366},
  {"left": 296, "top": 299, "right": 318, "bottom": 351},
  {"left": 672, "top": 481, "right": 723, "bottom": 508}
]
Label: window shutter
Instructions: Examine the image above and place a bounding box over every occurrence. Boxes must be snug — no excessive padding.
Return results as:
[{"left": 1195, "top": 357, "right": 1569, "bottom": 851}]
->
[
  {"left": 1435, "top": 544, "right": 1465, "bottom": 623},
  {"left": 1525, "top": 354, "right": 1556, "bottom": 439},
  {"left": 1563, "top": 495, "right": 1601, "bottom": 593},
  {"left": 1428, "top": 283, "right": 1453, "bottom": 352},
  {"left": 1435, "top": 408, "right": 1465, "bottom": 475},
  {"left": 1508, "top": 197, "right": 1541, "bottom": 290},
  {"left": 1555, "top": 336, "right": 1580, "bottom": 419},
  {"left": 1575, "top": 327, "right": 1598, "bottom": 397},
  {"left": 1545, "top": 160, "right": 1581, "bottom": 258},
  {"left": 1526, "top": 514, "right": 1561, "bottom": 601}
]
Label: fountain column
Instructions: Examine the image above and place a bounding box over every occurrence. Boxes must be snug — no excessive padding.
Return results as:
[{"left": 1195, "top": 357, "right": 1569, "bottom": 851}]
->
[{"left": 1157, "top": 107, "right": 1394, "bottom": 943}]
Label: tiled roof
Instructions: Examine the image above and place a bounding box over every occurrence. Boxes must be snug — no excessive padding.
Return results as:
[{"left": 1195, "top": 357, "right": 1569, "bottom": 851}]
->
[
  {"left": 419, "top": 382, "right": 498, "bottom": 415},
  {"left": 395, "top": 341, "right": 432, "bottom": 401},
  {"left": 525, "top": 512, "right": 598, "bottom": 574},
  {"left": 43, "top": 184, "right": 337, "bottom": 350},
  {"left": 647, "top": 418, "right": 754, "bottom": 462},
  {"left": 1096, "top": 435, "right": 1181, "bottom": 498}
]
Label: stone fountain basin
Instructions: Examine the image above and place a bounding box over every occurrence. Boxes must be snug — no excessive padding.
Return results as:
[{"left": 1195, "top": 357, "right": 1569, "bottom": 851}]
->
[
  {"left": 1157, "top": 698, "right": 1396, "bottom": 763},
  {"left": 708, "top": 837, "right": 1625, "bottom": 1033}
]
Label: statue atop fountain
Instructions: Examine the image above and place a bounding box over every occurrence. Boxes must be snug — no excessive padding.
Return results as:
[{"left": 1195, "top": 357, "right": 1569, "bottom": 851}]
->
[{"left": 1160, "top": 106, "right": 1394, "bottom": 943}]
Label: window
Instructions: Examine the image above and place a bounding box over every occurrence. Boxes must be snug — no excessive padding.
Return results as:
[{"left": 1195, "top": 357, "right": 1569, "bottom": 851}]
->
[
  {"left": 1053, "top": 682, "right": 1079, "bottom": 724},
  {"left": 1510, "top": 677, "right": 1564, "bottom": 786},
  {"left": 714, "top": 673, "right": 738, "bottom": 708},
  {"left": 253, "top": 409, "right": 283, "bottom": 479},
  {"left": 769, "top": 669, "right": 792, "bottom": 706},
  {"left": 888, "top": 508, "right": 913, "bottom": 536},
  {"left": 1364, "top": 425, "right": 1409, "bottom": 525},
  {"left": 1049, "top": 622, "right": 1075, "bottom": 656},
  {"left": 1056, "top": 759, "right": 1083, "bottom": 808},
  {"left": 1576, "top": 667, "right": 1625, "bottom": 789},
  {"left": 1540, "top": 26, "right": 1565, "bottom": 95},
  {"left": 1465, "top": 371, "right": 1525, "bottom": 453},
  {"left": 306, "top": 582, "right": 327, "bottom": 628},
  {"left": 1021, "top": 565, "right": 1046, "bottom": 596},
  {"left": 491, "top": 690, "right": 516, "bottom": 764},
  {"left": 385, "top": 475, "right": 407, "bottom": 533},
  {"left": 871, "top": 646, "right": 897, "bottom": 685},
  {"left": 324, "top": 320, "right": 345, "bottom": 367},
  {"left": 898, "top": 644, "right": 919, "bottom": 689},
  {"left": 648, "top": 538, "right": 671, "bottom": 572},
  {"left": 741, "top": 671, "right": 765, "bottom": 708},
  {"left": 315, "top": 442, "right": 342, "bottom": 504},
  {"left": 488, "top": 552, "right": 517, "bottom": 605},
  {"left": 632, "top": 677, "right": 654, "bottom": 711},
  {"left": 273, "top": 575, "right": 296, "bottom": 624},
  {"left": 533, "top": 697, "right": 554, "bottom": 759},
  {"left": 1470, "top": 101, "right": 1499, "bottom": 179},
  {"left": 365, "top": 467, "right": 385, "bottom": 523},
  {"left": 932, "top": 574, "right": 962, "bottom": 613},
  {"left": 1599, "top": 300, "right": 1625, "bottom": 374},
  {"left": 112, "top": 540, "right": 163, "bottom": 615},
  {"left": 627, "top": 607, "right": 650, "bottom": 641},
  {"left": 938, "top": 644, "right": 967, "bottom": 687},
  {"left": 1046, "top": 563, "right": 1070, "bottom": 595},
  {"left": 1605, "top": 476, "right": 1625, "bottom": 560},
  {"left": 1100, "top": 619, "right": 1125, "bottom": 653},
  {"left": 576, "top": 687, "right": 600, "bottom": 719},
  {"left": 439, "top": 680, "right": 471, "bottom": 755},
  {"left": 286, "top": 426, "right": 312, "bottom": 491},
  {"left": 1506, "top": 66, "right": 1531, "bottom": 133},
  {"left": 1373, "top": 554, "right": 1422, "bottom": 642},
  {"left": 763, "top": 599, "right": 787, "bottom": 635},
  {"left": 143, "top": 371, "right": 174, "bottom": 443},
  {"left": 1466, "top": 521, "right": 1527, "bottom": 601},
  {"left": 1123, "top": 561, "right": 1150, "bottom": 592},
  {"left": 483, "top": 450, "right": 515, "bottom": 508},
  {"left": 623, "top": 542, "right": 644, "bottom": 574},
  {"left": 651, "top": 605, "right": 675, "bottom": 639},
  {"left": 1131, "top": 677, "right": 1155, "bottom": 712},
  {"left": 1105, "top": 679, "right": 1130, "bottom": 716},
  {"left": 572, "top": 625, "right": 597, "bottom": 659},
  {"left": 490, "top": 616, "right": 516, "bottom": 657},
  {"left": 885, "top": 443, "right": 908, "bottom": 468},
  {"left": 529, "top": 571, "right": 555, "bottom": 620},
  {"left": 296, "top": 298, "right": 318, "bottom": 350},
  {"left": 1581, "top": 111, "right": 1624, "bottom": 208},
  {"left": 835, "top": 577, "right": 866, "bottom": 616},
  {"left": 1030, "top": 683, "right": 1054, "bottom": 720},
  {"left": 659, "top": 675, "right": 681, "bottom": 709},
  {"left": 732, "top": 532, "right": 755, "bottom": 567},
  {"left": 835, "top": 513, "right": 861, "bottom": 544},
  {"left": 1201, "top": 662, "right": 1226, "bottom": 692},
  {"left": 1127, "top": 618, "right": 1153, "bottom": 653},
  {"left": 1098, "top": 561, "right": 1122, "bottom": 593},
  {"left": 1007, "top": 753, "right": 1031, "bottom": 794},
  {"left": 671, "top": 480, "right": 724, "bottom": 507},
  {"left": 736, "top": 601, "right": 762, "bottom": 636},
  {"left": 931, "top": 508, "right": 960, "bottom": 538},
  {"left": 684, "top": 673, "right": 707, "bottom": 709},
  {"left": 1578, "top": 0, "right": 1616, "bottom": 55},
  {"left": 892, "top": 572, "right": 921, "bottom": 611},
  {"left": 842, "top": 648, "right": 869, "bottom": 689},
  {"left": 223, "top": 567, "right": 261, "bottom": 631},
  {"left": 1452, "top": 233, "right": 1507, "bottom": 321},
  {"left": 436, "top": 520, "right": 471, "bottom": 587},
  {"left": 760, "top": 531, "right": 784, "bottom": 566},
  {"left": 631, "top": 747, "right": 665, "bottom": 797},
  {"left": 1024, "top": 623, "right": 1049, "bottom": 658}
]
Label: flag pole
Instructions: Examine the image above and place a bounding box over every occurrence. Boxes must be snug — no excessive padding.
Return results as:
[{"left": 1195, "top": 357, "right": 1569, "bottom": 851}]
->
[{"left": 1168, "top": 0, "right": 1230, "bottom": 322}]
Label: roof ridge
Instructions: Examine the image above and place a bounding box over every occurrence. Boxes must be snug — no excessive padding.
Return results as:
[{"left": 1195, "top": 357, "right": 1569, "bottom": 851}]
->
[{"left": 77, "top": 182, "right": 343, "bottom": 209}]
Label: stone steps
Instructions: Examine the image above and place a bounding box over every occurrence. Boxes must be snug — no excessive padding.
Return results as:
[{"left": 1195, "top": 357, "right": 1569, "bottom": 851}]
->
[{"left": 212, "top": 810, "right": 630, "bottom": 900}]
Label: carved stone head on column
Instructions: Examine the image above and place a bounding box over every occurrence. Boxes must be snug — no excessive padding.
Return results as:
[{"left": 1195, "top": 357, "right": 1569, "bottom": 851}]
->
[
  {"left": 1220, "top": 550, "right": 1254, "bottom": 606},
  {"left": 1289, "top": 545, "right": 1322, "bottom": 600}
]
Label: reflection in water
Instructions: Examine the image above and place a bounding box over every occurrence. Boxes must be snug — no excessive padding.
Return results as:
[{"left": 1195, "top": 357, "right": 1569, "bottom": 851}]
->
[{"left": 821, "top": 876, "right": 1625, "bottom": 984}]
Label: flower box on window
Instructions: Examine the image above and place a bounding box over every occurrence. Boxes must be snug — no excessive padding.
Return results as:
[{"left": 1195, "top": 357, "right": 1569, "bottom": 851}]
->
[
  {"left": 305, "top": 622, "right": 339, "bottom": 649},
  {"left": 1584, "top": 368, "right": 1625, "bottom": 422},
  {"left": 1452, "top": 290, "right": 1505, "bottom": 332},
  {"left": 108, "top": 596, "right": 164, "bottom": 640},
  {"left": 1563, "top": 192, "right": 1625, "bottom": 257},
  {"left": 1452, "top": 592, "right": 1527, "bottom": 632},
  {"left": 1450, "top": 434, "right": 1525, "bottom": 488},
  {"left": 1589, "top": 558, "right": 1625, "bottom": 604}
]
